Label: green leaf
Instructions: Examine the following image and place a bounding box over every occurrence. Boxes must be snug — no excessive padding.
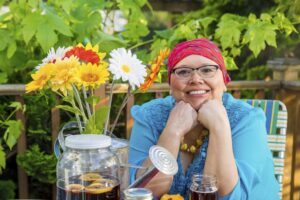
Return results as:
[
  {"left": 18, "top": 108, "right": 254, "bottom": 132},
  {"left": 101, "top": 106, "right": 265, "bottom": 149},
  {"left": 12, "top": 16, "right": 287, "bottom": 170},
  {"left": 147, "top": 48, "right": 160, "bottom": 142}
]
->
[
  {"left": 36, "top": 25, "right": 58, "bottom": 52},
  {"left": 22, "top": 12, "right": 44, "bottom": 44},
  {"left": 136, "top": 0, "right": 147, "bottom": 6},
  {"left": 61, "top": 0, "right": 74, "bottom": 13},
  {"left": 198, "top": 17, "right": 215, "bottom": 31},
  {"left": 0, "top": 30, "right": 9, "bottom": 51},
  {"left": 85, "top": 96, "right": 100, "bottom": 106},
  {"left": 175, "top": 24, "right": 196, "bottom": 41},
  {"left": 16, "top": 145, "right": 56, "bottom": 183},
  {"left": 230, "top": 47, "right": 241, "bottom": 57},
  {"left": 0, "top": 0, "right": 5, "bottom": 6},
  {"left": 154, "top": 29, "right": 174, "bottom": 39},
  {"left": 46, "top": 12, "right": 73, "bottom": 37},
  {"left": 224, "top": 56, "right": 238, "bottom": 71},
  {"left": 0, "top": 72, "right": 8, "bottom": 84},
  {"left": 28, "top": 0, "right": 38, "bottom": 8},
  {"left": 215, "top": 14, "right": 244, "bottom": 49},
  {"left": 150, "top": 39, "right": 168, "bottom": 60},
  {"left": 243, "top": 17, "right": 278, "bottom": 57},
  {"left": 122, "top": 19, "right": 149, "bottom": 42},
  {"left": 94, "top": 31, "right": 127, "bottom": 53},
  {"left": 273, "top": 13, "right": 297, "bottom": 35},
  {"left": 84, "top": 106, "right": 109, "bottom": 134},
  {"left": 3, "top": 120, "right": 23, "bottom": 150},
  {"left": 7, "top": 41, "right": 17, "bottom": 58},
  {"left": 260, "top": 13, "right": 272, "bottom": 22},
  {"left": 9, "top": 102, "right": 23, "bottom": 110},
  {"left": 0, "top": 145, "right": 5, "bottom": 174},
  {"left": 56, "top": 105, "right": 82, "bottom": 115},
  {"left": 72, "top": 11, "right": 102, "bottom": 39}
]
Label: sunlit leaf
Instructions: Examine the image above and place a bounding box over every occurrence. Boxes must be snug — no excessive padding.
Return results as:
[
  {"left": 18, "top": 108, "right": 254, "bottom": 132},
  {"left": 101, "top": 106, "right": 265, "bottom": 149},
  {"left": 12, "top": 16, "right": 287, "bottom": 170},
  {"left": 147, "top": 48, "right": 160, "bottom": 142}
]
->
[
  {"left": 224, "top": 56, "right": 238, "bottom": 71},
  {"left": 46, "top": 12, "right": 73, "bottom": 37},
  {"left": 0, "top": 145, "right": 5, "bottom": 174},
  {"left": 84, "top": 106, "right": 109, "bottom": 134},
  {"left": 22, "top": 12, "right": 44, "bottom": 44},
  {"left": 85, "top": 96, "right": 100, "bottom": 106},
  {"left": 243, "top": 20, "right": 277, "bottom": 57},
  {"left": 3, "top": 120, "right": 23, "bottom": 150},
  {"left": 9, "top": 102, "right": 23, "bottom": 110},
  {"left": 0, "top": 72, "right": 8, "bottom": 84},
  {"left": 215, "top": 14, "right": 245, "bottom": 50},
  {"left": 36, "top": 25, "right": 58, "bottom": 52},
  {"left": 7, "top": 41, "right": 17, "bottom": 58},
  {"left": 56, "top": 105, "right": 82, "bottom": 115}
]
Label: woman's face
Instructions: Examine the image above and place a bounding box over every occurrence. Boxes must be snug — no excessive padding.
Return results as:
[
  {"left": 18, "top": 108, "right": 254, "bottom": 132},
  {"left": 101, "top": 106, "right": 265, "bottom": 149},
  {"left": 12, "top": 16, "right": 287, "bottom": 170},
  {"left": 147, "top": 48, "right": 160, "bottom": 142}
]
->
[{"left": 170, "top": 55, "right": 226, "bottom": 110}]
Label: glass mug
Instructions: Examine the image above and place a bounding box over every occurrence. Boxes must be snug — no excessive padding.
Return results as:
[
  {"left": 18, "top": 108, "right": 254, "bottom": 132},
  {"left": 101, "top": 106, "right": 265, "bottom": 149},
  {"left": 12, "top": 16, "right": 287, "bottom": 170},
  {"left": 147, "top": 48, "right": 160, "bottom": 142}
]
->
[{"left": 189, "top": 174, "right": 218, "bottom": 200}]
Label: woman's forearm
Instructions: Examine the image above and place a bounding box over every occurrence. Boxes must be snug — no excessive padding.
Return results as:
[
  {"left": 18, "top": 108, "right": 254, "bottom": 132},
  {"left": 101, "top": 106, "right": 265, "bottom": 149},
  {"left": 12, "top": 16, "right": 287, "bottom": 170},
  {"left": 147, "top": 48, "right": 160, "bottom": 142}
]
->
[
  {"left": 136, "top": 127, "right": 182, "bottom": 197},
  {"left": 203, "top": 124, "right": 239, "bottom": 196}
]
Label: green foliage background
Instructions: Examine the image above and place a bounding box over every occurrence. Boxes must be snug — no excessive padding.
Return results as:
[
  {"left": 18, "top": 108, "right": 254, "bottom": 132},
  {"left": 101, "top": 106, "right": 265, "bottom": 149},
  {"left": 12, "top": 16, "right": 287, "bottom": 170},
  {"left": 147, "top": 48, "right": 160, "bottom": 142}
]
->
[{"left": 0, "top": 0, "right": 299, "bottom": 198}]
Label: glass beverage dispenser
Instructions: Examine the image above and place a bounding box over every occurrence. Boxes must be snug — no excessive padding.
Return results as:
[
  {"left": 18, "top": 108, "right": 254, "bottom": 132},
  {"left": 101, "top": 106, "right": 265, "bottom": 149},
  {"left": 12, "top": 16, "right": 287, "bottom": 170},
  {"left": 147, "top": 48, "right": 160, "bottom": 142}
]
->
[{"left": 56, "top": 134, "right": 120, "bottom": 200}]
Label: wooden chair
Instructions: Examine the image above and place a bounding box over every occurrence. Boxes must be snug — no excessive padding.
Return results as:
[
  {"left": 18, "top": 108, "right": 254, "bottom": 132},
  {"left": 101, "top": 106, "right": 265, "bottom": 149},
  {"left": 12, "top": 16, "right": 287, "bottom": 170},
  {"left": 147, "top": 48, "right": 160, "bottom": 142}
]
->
[{"left": 245, "top": 99, "right": 287, "bottom": 199}]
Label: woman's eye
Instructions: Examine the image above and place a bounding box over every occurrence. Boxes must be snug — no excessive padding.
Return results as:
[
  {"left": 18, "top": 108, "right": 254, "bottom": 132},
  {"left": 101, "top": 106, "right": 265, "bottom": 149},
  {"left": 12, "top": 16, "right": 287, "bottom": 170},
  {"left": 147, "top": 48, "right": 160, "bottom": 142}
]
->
[
  {"left": 177, "top": 69, "right": 191, "bottom": 76},
  {"left": 200, "top": 67, "right": 213, "bottom": 73}
]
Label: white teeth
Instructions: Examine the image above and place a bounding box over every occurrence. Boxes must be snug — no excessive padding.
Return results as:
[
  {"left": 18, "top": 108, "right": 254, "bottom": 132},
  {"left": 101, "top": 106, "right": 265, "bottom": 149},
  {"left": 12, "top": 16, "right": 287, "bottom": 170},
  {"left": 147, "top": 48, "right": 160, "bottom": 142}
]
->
[{"left": 189, "top": 90, "right": 207, "bottom": 95}]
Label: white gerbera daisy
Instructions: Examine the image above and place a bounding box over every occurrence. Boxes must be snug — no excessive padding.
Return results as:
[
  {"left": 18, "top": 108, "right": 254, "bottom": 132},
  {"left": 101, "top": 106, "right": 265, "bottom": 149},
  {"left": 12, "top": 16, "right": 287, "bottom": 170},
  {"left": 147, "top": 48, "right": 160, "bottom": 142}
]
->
[
  {"left": 35, "top": 47, "right": 70, "bottom": 70},
  {"left": 109, "top": 48, "right": 147, "bottom": 89}
]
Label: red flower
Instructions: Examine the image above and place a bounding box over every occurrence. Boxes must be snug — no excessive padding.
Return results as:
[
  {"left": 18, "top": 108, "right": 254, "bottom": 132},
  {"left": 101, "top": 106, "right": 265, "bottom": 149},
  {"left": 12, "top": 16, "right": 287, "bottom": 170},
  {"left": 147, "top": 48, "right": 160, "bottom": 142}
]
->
[{"left": 64, "top": 47, "right": 100, "bottom": 64}]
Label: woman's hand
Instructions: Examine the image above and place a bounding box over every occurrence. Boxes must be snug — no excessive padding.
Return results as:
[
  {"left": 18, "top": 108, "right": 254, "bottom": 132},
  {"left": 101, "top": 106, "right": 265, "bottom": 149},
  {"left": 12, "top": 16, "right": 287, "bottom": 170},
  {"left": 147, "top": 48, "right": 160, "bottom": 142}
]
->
[
  {"left": 197, "top": 90, "right": 229, "bottom": 131},
  {"left": 165, "top": 101, "right": 198, "bottom": 138}
]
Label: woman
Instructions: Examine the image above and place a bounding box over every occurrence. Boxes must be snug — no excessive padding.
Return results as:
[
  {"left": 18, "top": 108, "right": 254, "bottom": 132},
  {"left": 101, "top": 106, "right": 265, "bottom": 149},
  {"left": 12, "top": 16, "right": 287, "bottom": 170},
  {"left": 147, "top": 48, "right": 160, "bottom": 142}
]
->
[{"left": 128, "top": 38, "right": 279, "bottom": 199}]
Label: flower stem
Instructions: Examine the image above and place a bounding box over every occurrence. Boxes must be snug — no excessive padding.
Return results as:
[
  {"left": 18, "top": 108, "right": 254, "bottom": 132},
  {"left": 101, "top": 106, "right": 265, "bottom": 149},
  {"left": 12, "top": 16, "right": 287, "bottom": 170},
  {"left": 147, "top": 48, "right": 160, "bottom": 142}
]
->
[
  {"left": 70, "top": 93, "right": 83, "bottom": 133},
  {"left": 104, "top": 81, "right": 114, "bottom": 135},
  {"left": 82, "top": 86, "right": 92, "bottom": 118},
  {"left": 110, "top": 85, "right": 131, "bottom": 135},
  {"left": 129, "top": 39, "right": 154, "bottom": 50},
  {"left": 72, "top": 84, "right": 88, "bottom": 124}
]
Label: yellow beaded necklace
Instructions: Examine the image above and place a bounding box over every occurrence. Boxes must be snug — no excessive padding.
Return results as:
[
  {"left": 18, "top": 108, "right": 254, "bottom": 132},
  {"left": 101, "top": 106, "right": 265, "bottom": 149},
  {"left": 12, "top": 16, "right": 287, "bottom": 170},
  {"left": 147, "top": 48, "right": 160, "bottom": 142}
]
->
[{"left": 180, "top": 129, "right": 209, "bottom": 154}]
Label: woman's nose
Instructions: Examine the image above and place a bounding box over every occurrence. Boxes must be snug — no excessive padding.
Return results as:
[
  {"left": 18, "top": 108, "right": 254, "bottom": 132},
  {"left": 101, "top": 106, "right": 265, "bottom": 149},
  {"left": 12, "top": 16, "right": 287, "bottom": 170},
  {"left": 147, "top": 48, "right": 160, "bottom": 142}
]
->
[{"left": 189, "top": 71, "right": 204, "bottom": 84}]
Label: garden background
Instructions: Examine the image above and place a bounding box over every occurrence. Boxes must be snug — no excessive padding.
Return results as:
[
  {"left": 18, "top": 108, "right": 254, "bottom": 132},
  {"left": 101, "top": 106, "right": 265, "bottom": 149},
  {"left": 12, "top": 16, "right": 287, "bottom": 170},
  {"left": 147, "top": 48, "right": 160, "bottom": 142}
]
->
[{"left": 0, "top": 0, "right": 299, "bottom": 199}]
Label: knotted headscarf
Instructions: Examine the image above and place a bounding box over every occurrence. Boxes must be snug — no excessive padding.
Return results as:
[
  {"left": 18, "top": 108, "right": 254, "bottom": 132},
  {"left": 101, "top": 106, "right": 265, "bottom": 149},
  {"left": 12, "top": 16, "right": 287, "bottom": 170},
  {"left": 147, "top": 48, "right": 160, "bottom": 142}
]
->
[{"left": 167, "top": 38, "right": 231, "bottom": 84}]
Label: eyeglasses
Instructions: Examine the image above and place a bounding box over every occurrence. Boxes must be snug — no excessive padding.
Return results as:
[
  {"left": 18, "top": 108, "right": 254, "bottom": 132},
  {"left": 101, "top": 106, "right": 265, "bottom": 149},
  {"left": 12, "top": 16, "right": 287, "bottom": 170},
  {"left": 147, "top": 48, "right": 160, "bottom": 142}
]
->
[{"left": 172, "top": 65, "right": 219, "bottom": 79}]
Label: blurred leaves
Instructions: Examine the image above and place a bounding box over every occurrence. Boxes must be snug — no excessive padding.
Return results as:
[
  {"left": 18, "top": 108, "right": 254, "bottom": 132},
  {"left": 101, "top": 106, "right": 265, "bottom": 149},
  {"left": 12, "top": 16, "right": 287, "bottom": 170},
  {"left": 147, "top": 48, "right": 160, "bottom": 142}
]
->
[{"left": 17, "top": 145, "right": 56, "bottom": 184}]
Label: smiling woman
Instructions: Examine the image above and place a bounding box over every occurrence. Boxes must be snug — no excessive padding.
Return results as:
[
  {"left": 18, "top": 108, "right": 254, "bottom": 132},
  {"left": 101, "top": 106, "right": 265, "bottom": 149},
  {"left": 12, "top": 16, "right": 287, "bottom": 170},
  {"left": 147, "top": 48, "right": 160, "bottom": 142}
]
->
[{"left": 128, "top": 38, "right": 280, "bottom": 200}]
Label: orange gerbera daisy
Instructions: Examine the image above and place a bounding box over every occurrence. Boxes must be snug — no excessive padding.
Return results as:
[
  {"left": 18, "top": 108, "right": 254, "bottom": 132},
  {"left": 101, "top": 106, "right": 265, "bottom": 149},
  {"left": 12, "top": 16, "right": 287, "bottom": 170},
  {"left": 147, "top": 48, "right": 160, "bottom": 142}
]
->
[
  {"left": 139, "top": 48, "right": 170, "bottom": 92},
  {"left": 64, "top": 43, "right": 107, "bottom": 66}
]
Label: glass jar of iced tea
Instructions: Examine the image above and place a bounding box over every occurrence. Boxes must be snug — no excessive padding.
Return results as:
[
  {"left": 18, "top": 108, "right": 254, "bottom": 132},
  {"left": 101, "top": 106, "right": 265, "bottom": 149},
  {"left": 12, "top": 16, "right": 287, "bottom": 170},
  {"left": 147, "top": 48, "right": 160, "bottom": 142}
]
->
[
  {"left": 56, "top": 134, "right": 120, "bottom": 200},
  {"left": 189, "top": 174, "right": 218, "bottom": 200}
]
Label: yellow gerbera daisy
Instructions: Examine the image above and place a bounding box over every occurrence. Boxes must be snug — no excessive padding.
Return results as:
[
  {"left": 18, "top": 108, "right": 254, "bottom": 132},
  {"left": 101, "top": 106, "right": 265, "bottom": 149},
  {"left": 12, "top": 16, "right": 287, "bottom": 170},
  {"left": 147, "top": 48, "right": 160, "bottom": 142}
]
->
[
  {"left": 25, "top": 63, "right": 54, "bottom": 93},
  {"left": 50, "top": 57, "right": 79, "bottom": 96},
  {"left": 75, "top": 63, "right": 109, "bottom": 88},
  {"left": 139, "top": 48, "right": 170, "bottom": 92}
]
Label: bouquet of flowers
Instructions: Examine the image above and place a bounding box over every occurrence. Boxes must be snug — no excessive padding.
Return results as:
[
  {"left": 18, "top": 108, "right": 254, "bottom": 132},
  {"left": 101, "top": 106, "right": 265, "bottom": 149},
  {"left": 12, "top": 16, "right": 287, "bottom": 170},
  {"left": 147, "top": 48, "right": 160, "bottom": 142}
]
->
[{"left": 26, "top": 43, "right": 169, "bottom": 135}]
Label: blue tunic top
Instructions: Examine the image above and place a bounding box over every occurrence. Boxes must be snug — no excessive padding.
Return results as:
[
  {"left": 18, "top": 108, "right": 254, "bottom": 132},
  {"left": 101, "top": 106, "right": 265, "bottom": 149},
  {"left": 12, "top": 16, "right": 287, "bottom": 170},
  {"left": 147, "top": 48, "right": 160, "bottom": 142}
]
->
[{"left": 128, "top": 93, "right": 279, "bottom": 200}]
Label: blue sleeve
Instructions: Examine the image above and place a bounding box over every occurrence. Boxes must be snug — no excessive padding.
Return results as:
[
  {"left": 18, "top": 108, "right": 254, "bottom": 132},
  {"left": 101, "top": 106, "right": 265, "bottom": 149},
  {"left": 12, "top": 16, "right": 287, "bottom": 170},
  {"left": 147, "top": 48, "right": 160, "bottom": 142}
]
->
[
  {"left": 128, "top": 105, "right": 158, "bottom": 184},
  {"left": 220, "top": 108, "right": 279, "bottom": 200}
]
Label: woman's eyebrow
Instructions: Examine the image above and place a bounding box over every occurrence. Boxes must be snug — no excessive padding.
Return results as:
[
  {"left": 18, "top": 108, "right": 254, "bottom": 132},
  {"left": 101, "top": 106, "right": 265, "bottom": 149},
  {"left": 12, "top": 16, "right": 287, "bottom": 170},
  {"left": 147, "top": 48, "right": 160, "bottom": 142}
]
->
[{"left": 176, "top": 63, "right": 215, "bottom": 68}]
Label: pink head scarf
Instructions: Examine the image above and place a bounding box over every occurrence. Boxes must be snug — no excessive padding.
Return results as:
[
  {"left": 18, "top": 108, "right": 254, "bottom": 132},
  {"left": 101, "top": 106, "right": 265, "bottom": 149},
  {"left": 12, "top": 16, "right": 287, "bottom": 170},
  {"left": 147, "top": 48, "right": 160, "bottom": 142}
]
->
[{"left": 167, "top": 38, "right": 231, "bottom": 84}]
